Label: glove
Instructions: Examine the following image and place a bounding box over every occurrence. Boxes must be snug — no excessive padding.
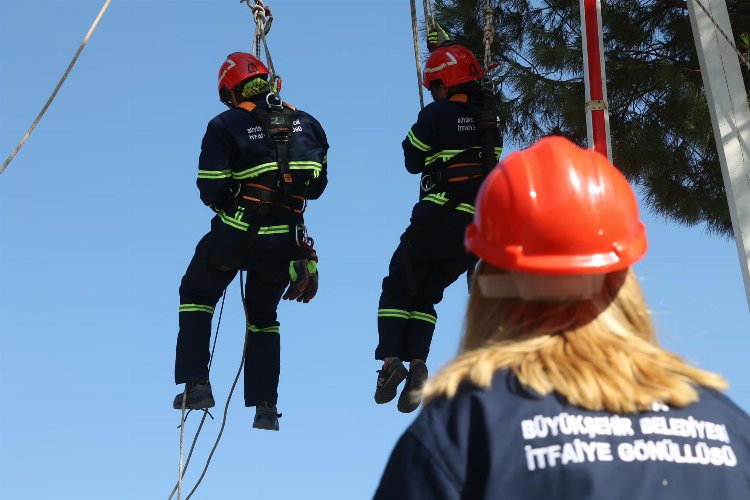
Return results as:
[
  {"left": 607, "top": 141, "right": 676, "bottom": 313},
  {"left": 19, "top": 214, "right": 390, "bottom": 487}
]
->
[
  {"left": 427, "top": 22, "right": 450, "bottom": 52},
  {"left": 283, "top": 257, "right": 318, "bottom": 303}
]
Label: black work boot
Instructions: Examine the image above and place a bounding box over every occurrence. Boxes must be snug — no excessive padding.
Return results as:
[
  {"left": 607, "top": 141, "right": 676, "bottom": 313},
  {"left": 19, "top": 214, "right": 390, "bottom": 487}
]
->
[
  {"left": 397, "top": 362, "right": 429, "bottom": 413},
  {"left": 374, "top": 358, "right": 408, "bottom": 404},
  {"left": 173, "top": 380, "right": 215, "bottom": 410},
  {"left": 253, "top": 402, "right": 281, "bottom": 431}
]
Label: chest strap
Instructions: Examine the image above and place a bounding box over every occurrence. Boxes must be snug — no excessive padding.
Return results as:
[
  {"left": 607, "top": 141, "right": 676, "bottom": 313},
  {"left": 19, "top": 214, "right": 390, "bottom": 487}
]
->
[{"left": 240, "top": 96, "right": 298, "bottom": 196}]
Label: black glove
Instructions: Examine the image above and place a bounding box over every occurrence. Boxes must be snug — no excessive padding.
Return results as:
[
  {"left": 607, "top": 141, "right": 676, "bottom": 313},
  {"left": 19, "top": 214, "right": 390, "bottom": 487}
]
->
[{"left": 283, "top": 255, "right": 318, "bottom": 303}]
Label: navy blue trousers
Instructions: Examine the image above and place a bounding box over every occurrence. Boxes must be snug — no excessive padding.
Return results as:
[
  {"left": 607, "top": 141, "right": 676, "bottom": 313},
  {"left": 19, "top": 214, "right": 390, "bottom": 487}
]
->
[
  {"left": 175, "top": 227, "right": 291, "bottom": 406},
  {"left": 376, "top": 209, "right": 477, "bottom": 362}
]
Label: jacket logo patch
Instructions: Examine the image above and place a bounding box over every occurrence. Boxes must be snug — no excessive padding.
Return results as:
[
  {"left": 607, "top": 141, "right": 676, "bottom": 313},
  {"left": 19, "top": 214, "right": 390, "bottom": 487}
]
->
[
  {"left": 247, "top": 126, "right": 265, "bottom": 140},
  {"left": 457, "top": 117, "right": 476, "bottom": 132}
]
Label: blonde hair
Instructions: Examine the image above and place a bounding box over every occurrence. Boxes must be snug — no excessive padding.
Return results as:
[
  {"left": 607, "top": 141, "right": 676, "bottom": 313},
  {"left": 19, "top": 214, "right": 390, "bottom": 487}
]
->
[{"left": 423, "top": 268, "right": 727, "bottom": 413}]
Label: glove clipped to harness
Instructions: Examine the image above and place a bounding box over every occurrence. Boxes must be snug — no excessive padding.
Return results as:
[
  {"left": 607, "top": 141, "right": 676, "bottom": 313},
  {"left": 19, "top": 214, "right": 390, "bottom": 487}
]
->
[
  {"left": 283, "top": 232, "right": 319, "bottom": 303},
  {"left": 427, "top": 22, "right": 450, "bottom": 52}
]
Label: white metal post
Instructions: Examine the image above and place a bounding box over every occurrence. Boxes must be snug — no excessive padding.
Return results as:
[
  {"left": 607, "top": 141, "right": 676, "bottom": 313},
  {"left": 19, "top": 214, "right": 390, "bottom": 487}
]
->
[{"left": 687, "top": 0, "right": 750, "bottom": 313}]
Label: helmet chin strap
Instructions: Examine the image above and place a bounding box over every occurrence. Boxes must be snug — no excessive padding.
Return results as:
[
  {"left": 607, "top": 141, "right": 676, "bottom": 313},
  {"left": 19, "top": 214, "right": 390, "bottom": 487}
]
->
[{"left": 476, "top": 263, "right": 608, "bottom": 301}]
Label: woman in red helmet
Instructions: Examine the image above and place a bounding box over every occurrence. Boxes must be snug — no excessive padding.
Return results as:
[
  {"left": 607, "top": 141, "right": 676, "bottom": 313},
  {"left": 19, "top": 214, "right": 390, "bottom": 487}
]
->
[
  {"left": 173, "top": 52, "right": 329, "bottom": 431},
  {"left": 374, "top": 43, "right": 503, "bottom": 413},
  {"left": 374, "top": 136, "right": 750, "bottom": 499}
]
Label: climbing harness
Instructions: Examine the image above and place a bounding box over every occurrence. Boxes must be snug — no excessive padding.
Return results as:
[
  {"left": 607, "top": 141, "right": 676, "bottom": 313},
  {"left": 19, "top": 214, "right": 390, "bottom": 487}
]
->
[
  {"left": 0, "top": 0, "right": 111, "bottom": 176},
  {"left": 234, "top": 98, "right": 313, "bottom": 225}
]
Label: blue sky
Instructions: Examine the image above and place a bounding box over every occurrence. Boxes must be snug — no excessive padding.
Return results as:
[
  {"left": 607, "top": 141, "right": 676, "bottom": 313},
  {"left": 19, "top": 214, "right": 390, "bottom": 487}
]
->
[{"left": 1, "top": 1, "right": 749, "bottom": 499}]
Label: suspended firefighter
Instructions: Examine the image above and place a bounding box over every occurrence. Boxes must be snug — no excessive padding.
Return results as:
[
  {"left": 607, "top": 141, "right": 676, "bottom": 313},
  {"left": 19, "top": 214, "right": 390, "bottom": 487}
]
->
[
  {"left": 374, "top": 38, "right": 503, "bottom": 413},
  {"left": 174, "top": 52, "right": 329, "bottom": 431},
  {"left": 375, "top": 137, "right": 750, "bottom": 498}
]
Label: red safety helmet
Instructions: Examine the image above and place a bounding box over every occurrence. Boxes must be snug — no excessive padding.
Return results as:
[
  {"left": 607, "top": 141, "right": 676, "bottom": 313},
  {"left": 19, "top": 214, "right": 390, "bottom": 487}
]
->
[
  {"left": 423, "top": 44, "right": 485, "bottom": 89},
  {"left": 466, "top": 136, "right": 647, "bottom": 275},
  {"left": 217, "top": 52, "right": 269, "bottom": 101}
]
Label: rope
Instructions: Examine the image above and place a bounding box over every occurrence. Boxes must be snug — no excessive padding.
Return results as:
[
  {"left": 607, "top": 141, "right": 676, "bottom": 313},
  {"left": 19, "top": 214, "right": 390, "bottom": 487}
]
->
[
  {"left": 244, "top": 0, "right": 281, "bottom": 92},
  {"left": 169, "top": 291, "right": 227, "bottom": 500},
  {"left": 483, "top": 0, "right": 495, "bottom": 71},
  {"left": 0, "top": 0, "right": 111, "bottom": 177},
  {"left": 410, "top": 0, "right": 425, "bottom": 109},
  {"left": 183, "top": 274, "right": 250, "bottom": 499},
  {"left": 692, "top": 0, "right": 750, "bottom": 72},
  {"left": 422, "top": 0, "right": 434, "bottom": 32}
]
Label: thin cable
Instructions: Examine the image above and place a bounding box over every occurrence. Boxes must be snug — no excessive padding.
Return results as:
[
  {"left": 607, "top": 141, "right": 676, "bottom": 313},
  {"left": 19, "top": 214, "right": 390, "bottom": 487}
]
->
[
  {"left": 692, "top": 0, "right": 750, "bottom": 71},
  {"left": 184, "top": 273, "right": 250, "bottom": 500},
  {"left": 0, "top": 0, "right": 111, "bottom": 176},
  {"left": 177, "top": 391, "right": 187, "bottom": 500},
  {"left": 410, "top": 0, "right": 425, "bottom": 109},
  {"left": 207, "top": 292, "right": 227, "bottom": 372},
  {"left": 168, "top": 291, "right": 227, "bottom": 500}
]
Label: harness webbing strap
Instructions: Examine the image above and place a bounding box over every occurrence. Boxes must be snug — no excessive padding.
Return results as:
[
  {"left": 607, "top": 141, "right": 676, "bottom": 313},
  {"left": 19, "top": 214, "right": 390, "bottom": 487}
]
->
[
  {"left": 239, "top": 183, "right": 305, "bottom": 213},
  {"left": 252, "top": 100, "right": 296, "bottom": 196}
]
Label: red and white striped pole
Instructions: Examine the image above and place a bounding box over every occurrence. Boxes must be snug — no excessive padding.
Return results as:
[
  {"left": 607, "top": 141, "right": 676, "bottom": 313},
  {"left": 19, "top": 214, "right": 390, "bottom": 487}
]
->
[{"left": 579, "top": 0, "right": 612, "bottom": 162}]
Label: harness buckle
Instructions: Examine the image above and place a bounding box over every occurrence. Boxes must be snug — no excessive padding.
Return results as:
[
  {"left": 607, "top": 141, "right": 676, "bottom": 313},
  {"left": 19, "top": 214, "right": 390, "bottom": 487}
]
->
[
  {"left": 266, "top": 92, "right": 284, "bottom": 111},
  {"left": 420, "top": 174, "right": 435, "bottom": 192}
]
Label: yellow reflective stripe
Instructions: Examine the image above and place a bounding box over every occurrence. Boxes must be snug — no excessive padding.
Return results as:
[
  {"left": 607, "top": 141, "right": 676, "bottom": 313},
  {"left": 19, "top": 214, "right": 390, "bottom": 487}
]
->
[
  {"left": 289, "top": 161, "right": 322, "bottom": 178},
  {"left": 407, "top": 129, "right": 430, "bottom": 152},
  {"left": 217, "top": 210, "right": 249, "bottom": 231},
  {"left": 456, "top": 203, "right": 475, "bottom": 214},
  {"left": 179, "top": 304, "right": 215, "bottom": 314},
  {"left": 249, "top": 324, "right": 280, "bottom": 334},
  {"left": 232, "top": 162, "right": 279, "bottom": 180},
  {"left": 289, "top": 161, "right": 322, "bottom": 170},
  {"left": 422, "top": 192, "right": 449, "bottom": 205},
  {"left": 257, "top": 225, "right": 290, "bottom": 235},
  {"left": 378, "top": 308, "right": 410, "bottom": 319},
  {"left": 494, "top": 146, "right": 503, "bottom": 159},
  {"left": 198, "top": 169, "right": 232, "bottom": 179},
  {"left": 424, "top": 146, "right": 484, "bottom": 165},
  {"left": 410, "top": 311, "right": 437, "bottom": 324},
  {"left": 424, "top": 149, "right": 466, "bottom": 166}
]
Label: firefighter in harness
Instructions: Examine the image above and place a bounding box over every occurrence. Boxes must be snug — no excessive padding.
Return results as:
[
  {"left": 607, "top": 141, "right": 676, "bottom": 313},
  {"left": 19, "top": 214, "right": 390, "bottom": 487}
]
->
[
  {"left": 374, "top": 40, "right": 503, "bottom": 413},
  {"left": 173, "top": 52, "right": 328, "bottom": 431}
]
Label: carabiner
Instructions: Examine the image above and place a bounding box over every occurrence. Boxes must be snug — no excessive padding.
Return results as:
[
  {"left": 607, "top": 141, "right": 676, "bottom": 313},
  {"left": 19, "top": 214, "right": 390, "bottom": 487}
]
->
[
  {"left": 420, "top": 174, "right": 435, "bottom": 193},
  {"left": 295, "top": 223, "right": 312, "bottom": 247}
]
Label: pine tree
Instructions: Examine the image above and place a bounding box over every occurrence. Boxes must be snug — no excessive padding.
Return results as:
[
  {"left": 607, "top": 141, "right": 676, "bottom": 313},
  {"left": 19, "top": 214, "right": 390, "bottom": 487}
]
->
[{"left": 434, "top": 0, "right": 750, "bottom": 235}]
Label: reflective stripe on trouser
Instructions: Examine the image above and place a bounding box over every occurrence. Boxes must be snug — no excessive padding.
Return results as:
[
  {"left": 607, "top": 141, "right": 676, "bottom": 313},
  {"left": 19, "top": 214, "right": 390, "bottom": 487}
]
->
[
  {"left": 176, "top": 234, "right": 237, "bottom": 385},
  {"left": 375, "top": 222, "right": 477, "bottom": 362},
  {"left": 175, "top": 231, "right": 291, "bottom": 407}
]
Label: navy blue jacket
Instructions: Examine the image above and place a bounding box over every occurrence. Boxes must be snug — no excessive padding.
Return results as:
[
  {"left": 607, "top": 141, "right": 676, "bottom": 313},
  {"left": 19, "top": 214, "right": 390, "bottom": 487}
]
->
[
  {"left": 375, "top": 370, "right": 750, "bottom": 500},
  {"left": 196, "top": 94, "right": 328, "bottom": 232},
  {"left": 402, "top": 94, "right": 502, "bottom": 220}
]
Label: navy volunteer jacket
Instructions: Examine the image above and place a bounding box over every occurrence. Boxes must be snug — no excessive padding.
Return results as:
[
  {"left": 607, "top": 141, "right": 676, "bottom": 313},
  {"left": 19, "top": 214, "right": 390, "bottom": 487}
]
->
[
  {"left": 375, "top": 370, "right": 750, "bottom": 500},
  {"left": 402, "top": 93, "right": 502, "bottom": 221},
  {"left": 196, "top": 94, "right": 328, "bottom": 232}
]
